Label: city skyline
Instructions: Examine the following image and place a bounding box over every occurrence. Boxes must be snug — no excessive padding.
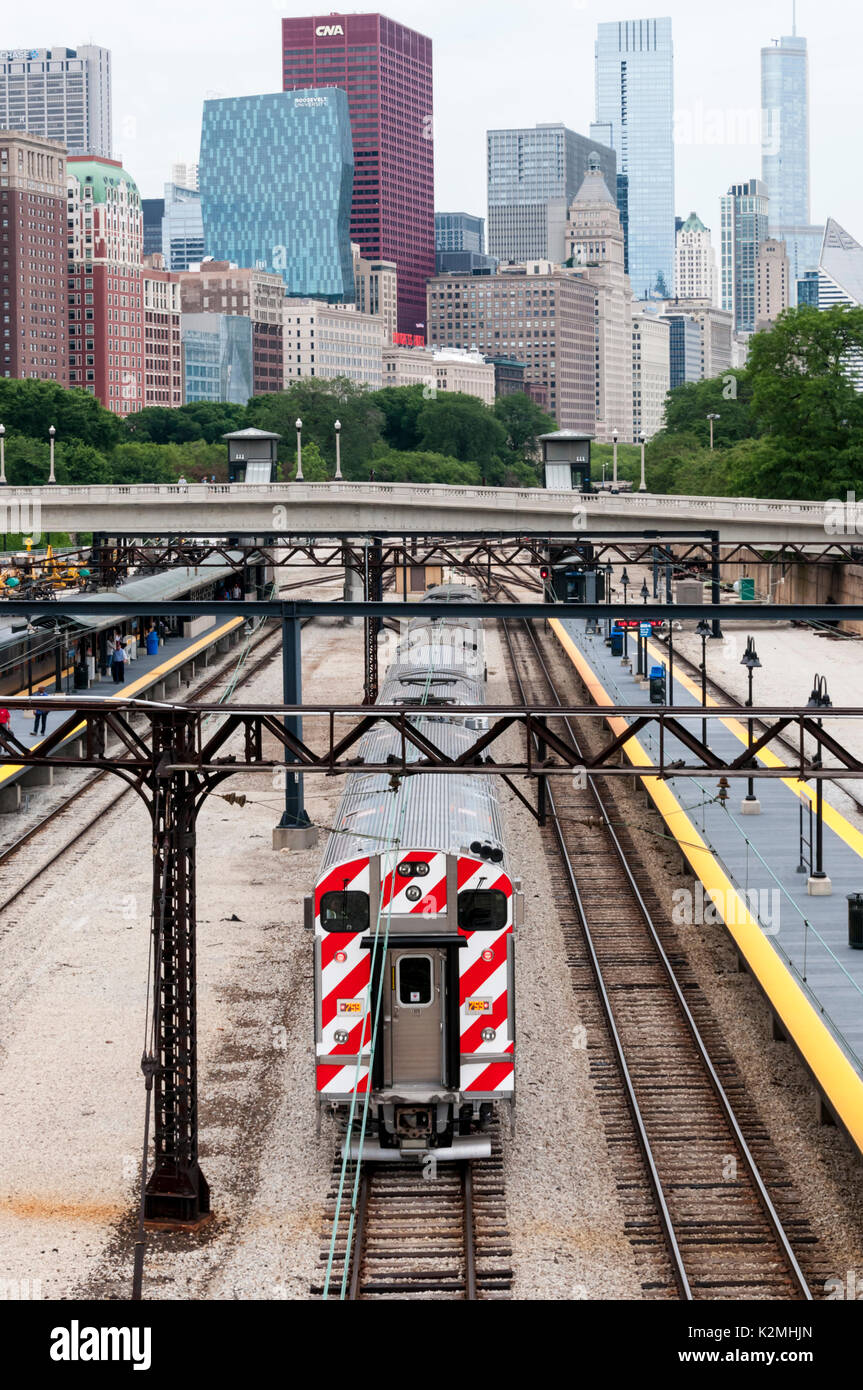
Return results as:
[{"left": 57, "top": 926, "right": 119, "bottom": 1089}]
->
[{"left": 2, "top": 1, "right": 859, "bottom": 248}]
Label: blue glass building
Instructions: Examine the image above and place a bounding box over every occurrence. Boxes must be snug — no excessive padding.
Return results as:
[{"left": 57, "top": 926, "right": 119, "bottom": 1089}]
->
[
  {"left": 199, "top": 90, "right": 354, "bottom": 301},
  {"left": 162, "top": 182, "right": 205, "bottom": 271},
  {"left": 663, "top": 314, "right": 701, "bottom": 388},
  {"left": 594, "top": 18, "right": 675, "bottom": 301},
  {"left": 181, "top": 313, "right": 254, "bottom": 405},
  {"left": 761, "top": 30, "right": 822, "bottom": 298}
]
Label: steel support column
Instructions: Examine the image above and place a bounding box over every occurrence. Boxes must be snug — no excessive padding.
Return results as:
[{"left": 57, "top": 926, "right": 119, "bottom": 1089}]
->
[
  {"left": 710, "top": 530, "right": 723, "bottom": 638},
  {"left": 274, "top": 613, "right": 314, "bottom": 845},
  {"left": 363, "top": 536, "right": 383, "bottom": 704},
  {"left": 143, "top": 712, "right": 210, "bottom": 1226}
]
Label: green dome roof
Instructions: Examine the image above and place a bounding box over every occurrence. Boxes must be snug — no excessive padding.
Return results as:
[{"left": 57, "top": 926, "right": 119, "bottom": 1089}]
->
[
  {"left": 68, "top": 159, "right": 141, "bottom": 205},
  {"left": 681, "top": 211, "right": 707, "bottom": 233}
]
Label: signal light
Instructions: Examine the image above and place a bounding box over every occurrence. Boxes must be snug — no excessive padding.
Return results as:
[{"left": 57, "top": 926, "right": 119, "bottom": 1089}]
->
[{"left": 540, "top": 566, "right": 549, "bottom": 580}]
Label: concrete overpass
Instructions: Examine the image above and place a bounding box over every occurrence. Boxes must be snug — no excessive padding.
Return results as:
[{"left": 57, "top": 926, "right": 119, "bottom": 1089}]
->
[{"left": 2, "top": 480, "right": 837, "bottom": 543}]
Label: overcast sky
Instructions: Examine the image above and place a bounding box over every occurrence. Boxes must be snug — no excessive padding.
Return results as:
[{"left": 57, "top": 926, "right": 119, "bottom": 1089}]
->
[{"left": 7, "top": 1, "right": 861, "bottom": 240}]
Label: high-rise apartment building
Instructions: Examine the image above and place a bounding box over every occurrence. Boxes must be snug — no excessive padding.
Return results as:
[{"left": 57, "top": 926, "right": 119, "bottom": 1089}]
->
[
  {"left": 755, "top": 238, "right": 790, "bottom": 331},
  {"left": 663, "top": 313, "right": 702, "bottom": 388},
  {"left": 564, "top": 158, "right": 632, "bottom": 442},
  {"left": 594, "top": 18, "right": 675, "bottom": 300},
  {"left": 631, "top": 307, "right": 669, "bottom": 440},
  {"left": 142, "top": 198, "right": 165, "bottom": 258},
  {"left": 0, "top": 46, "right": 111, "bottom": 157},
  {"left": 760, "top": 28, "right": 822, "bottom": 294},
  {"left": 720, "top": 179, "right": 770, "bottom": 333},
  {"left": 282, "top": 13, "right": 434, "bottom": 335},
  {"left": 177, "top": 262, "right": 284, "bottom": 396},
  {"left": 0, "top": 131, "right": 68, "bottom": 383},
  {"left": 200, "top": 90, "right": 354, "bottom": 302},
  {"left": 142, "top": 254, "right": 183, "bottom": 407},
  {"left": 66, "top": 156, "right": 143, "bottom": 413},
  {"left": 674, "top": 212, "right": 717, "bottom": 304},
  {"left": 161, "top": 182, "right": 204, "bottom": 271},
  {"left": 653, "top": 298, "right": 733, "bottom": 381},
  {"left": 427, "top": 265, "right": 597, "bottom": 431},
  {"left": 486, "top": 123, "right": 616, "bottom": 264},
  {"left": 353, "top": 243, "right": 398, "bottom": 344}
]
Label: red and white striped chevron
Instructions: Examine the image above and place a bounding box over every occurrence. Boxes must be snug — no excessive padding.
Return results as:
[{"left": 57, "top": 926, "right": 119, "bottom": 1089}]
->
[{"left": 380, "top": 850, "right": 447, "bottom": 916}]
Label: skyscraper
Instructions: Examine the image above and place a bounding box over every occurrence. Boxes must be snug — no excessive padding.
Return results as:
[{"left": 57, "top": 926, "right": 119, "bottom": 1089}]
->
[
  {"left": 67, "top": 157, "right": 144, "bottom": 413},
  {"left": 761, "top": 28, "right": 822, "bottom": 295},
  {"left": 755, "top": 238, "right": 790, "bottom": 331},
  {"left": 199, "top": 91, "right": 354, "bottom": 302},
  {"left": 0, "top": 46, "right": 111, "bottom": 157},
  {"left": 674, "top": 212, "right": 718, "bottom": 304},
  {"left": 161, "top": 182, "right": 204, "bottom": 272},
  {"left": 0, "top": 131, "right": 68, "bottom": 383},
  {"left": 486, "top": 123, "right": 616, "bottom": 264},
  {"left": 594, "top": 18, "right": 675, "bottom": 300},
  {"left": 282, "top": 13, "right": 434, "bottom": 335},
  {"left": 720, "top": 180, "right": 770, "bottom": 334}
]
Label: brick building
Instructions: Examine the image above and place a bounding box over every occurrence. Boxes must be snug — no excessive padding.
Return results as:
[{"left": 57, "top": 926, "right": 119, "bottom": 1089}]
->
[
  {"left": 0, "top": 131, "right": 68, "bottom": 383},
  {"left": 142, "top": 253, "right": 183, "bottom": 407}
]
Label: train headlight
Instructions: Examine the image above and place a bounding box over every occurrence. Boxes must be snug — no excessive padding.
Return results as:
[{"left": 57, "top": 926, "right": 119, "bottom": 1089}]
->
[
  {"left": 334, "top": 1030, "right": 349, "bottom": 1045},
  {"left": 481, "top": 1027, "right": 497, "bottom": 1043}
]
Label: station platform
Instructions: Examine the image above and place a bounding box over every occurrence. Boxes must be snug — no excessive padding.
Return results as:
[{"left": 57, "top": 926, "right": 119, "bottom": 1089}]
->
[
  {"left": 0, "top": 613, "right": 245, "bottom": 809},
  {"left": 551, "top": 614, "right": 863, "bottom": 1157}
]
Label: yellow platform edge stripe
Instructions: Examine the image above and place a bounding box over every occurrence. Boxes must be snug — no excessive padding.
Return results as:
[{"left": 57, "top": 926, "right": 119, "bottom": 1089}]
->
[
  {"left": 550, "top": 616, "right": 863, "bottom": 1154},
  {"left": 0, "top": 615, "right": 244, "bottom": 788}
]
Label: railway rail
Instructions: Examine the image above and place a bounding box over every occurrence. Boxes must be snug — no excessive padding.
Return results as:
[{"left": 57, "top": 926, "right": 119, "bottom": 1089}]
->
[
  {"left": 315, "top": 1132, "right": 511, "bottom": 1300},
  {"left": 500, "top": 614, "right": 819, "bottom": 1300}
]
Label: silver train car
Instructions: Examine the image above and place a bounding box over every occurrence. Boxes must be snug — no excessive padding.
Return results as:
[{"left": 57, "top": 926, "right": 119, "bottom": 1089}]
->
[{"left": 308, "top": 590, "right": 520, "bottom": 1160}]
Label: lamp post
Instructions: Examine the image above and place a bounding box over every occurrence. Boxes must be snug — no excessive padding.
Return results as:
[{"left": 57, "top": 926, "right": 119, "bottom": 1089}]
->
[
  {"left": 807, "top": 674, "right": 832, "bottom": 894},
  {"left": 696, "top": 618, "right": 712, "bottom": 752},
  {"left": 333, "top": 419, "right": 342, "bottom": 480},
  {"left": 0, "top": 423, "right": 5, "bottom": 485},
  {"left": 294, "top": 418, "right": 303, "bottom": 482},
  {"left": 620, "top": 567, "right": 630, "bottom": 662},
  {"left": 707, "top": 412, "right": 720, "bottom": 450},
  {"left": 740, "top": 636, "right": 761, "bottom": 813},
  {"left": 48, "top": 424, "right": 56, "bottom": 485},
  {"left": 638, "top": 433, "right": 646, "bottom": 492},
  {"left": 612, "top": 428, "right": 619, "bottom": 487},
  {"left": 637, "top": 580, "right": 649, "bottom": 676},
  {"left": 605, "top": 562, "right": 613, "bottom": 642}
]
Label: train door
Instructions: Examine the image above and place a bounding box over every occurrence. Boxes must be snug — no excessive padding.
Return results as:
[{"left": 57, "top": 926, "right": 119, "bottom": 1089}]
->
[{"left": 385, "top": 948, "right": 446, "bottom": 1086}]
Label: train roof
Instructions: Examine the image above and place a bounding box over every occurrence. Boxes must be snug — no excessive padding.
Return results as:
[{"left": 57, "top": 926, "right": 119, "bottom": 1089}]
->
[
  {"left": 378, "top": 657, "right": 484, "bottom": 709},
  {"left": 319, "top": 718, "right": 506, "bottom": 872},
  {"left": 419, "top": 583, "right": 482, "bottom": 604},
  {"left": 31, "top": 555, "right": 247, "bottom": 631}
]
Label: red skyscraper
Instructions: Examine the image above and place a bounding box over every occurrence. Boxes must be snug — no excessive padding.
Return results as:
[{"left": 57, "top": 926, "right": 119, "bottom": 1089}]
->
[{"left": 282, "top": 12, "right": 434, "bottom": 338}]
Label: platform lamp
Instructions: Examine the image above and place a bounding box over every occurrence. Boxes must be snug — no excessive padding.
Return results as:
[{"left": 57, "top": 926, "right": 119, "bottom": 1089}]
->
[
  {"left": 612, "top": 428, "right": 619, "bottom": 487},
  {"left": 48, "top": 424, "right": 56, "bottom": 485},
  {"left": 620, "top": 567, "right": 630, "bottom": 661},
  {"left": 807, "top": 673, "right": 832, "bottom": 894},
  {"left": 638, "top": 433, "right": 647, "bottom": 492},
  {"left": 740, "top": 636, "right": 761, "bottom": 813},
  {"left": 605, "top": 562, "right": 613, "bottom": 642},
  {"left": 638, "top": 579, "right": 649, "bottom": 675},
  {"left": 294, "top": 418, "right": 303, "bottom": 482},
  {"left": 333, "top": 419, "right": 342, "bottom": 481},
  {"left": 695, "top": 618, "right": 712, "bottom": 752},
  {"left": 0, "top": 422, "right": 5, "bottom": 485}
]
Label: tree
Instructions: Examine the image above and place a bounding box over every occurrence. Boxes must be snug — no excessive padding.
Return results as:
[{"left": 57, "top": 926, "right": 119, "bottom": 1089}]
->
[
  {"left": 371, "top": 449, "right": 482, "bottom": 485},
  {"left": 416, "top": 393, "right": 507, "bottom": 469},
  {"left": 0, "top": 379, "right": 120, "bottom": 451},
  {"left": 125, "top": 402, "right": 248, "bottom": 444},
  {"left": 246, "top": 378, "right": 383, "bottom": 477},
  {"left": 662, "top": 371, "right": 753, "bottom": 445},
  {"left": 109, "top": 442, "right": 179, "bottom": 484},
  {"left": 367, "top": 385, "right": 428, "bottom": 451},
  {"left": 58, "top": 440, "right": 112, "bottom": 484},
  {"left": 493, "top": 393, "right": 556, "bottom": 459},
  {"left": 292, "top": 439, "right": 329, "bottom": 481}
]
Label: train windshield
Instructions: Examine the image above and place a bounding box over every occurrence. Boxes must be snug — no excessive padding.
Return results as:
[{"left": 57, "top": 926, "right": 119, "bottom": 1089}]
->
[
  {"left": 319, "top": 890, "right": 370, "bottom": 933},
  {"left": 458, "top": 889, "right": 508, "bottom": 932}
]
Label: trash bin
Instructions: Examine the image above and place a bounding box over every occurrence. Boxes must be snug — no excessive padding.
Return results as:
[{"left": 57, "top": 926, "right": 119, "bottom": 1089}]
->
[
  {"left": 610, "top": 626, "right": 624, "bottom": 657},
  {"left": 848, "top": 893, "right": 863, "bottom": 950},
  {"left": 649, "top": 664, "right": 666, "bottom": 704},
  {"left": 146, "top": 630, "right": 159, "bottom": 656},
  {"left": 74, "top": 662, "right": 88, "bottom": 690}
]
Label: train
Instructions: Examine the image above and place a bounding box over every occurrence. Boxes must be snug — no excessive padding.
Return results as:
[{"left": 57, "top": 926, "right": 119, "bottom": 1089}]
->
[{"left": 309, "top": 584, "right": 521, "bottom": 1161}]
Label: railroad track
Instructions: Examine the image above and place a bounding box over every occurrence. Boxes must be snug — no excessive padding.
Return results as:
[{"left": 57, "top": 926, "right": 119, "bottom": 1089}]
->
[
  {"left": 314, "top": 1130, "right": 511, "bottom": 1300},
  {"left": 0, "top": 618, "right": 287, "bottom": 911},
  {"left": 500, "top": 615, "right": 818, "bottom": 1301}
]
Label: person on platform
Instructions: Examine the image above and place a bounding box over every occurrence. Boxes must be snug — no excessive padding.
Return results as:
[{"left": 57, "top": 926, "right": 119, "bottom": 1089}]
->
[
  {"left": 111, "top": 638, "right": 127, "bottom": 684},
  {"left": 31, "top": 689, "right": 49, "bottom": 737}
]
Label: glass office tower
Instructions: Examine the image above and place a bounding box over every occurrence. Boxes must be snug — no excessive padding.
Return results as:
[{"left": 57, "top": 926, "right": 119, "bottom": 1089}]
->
[
  {"left": 594, "top": 17, "right": 675, "bottom": 300},
  {"left": 761, "top": 31, "right": 822, "bottom": 297},
  {"left": 199, "top": 89, "right": 354, "bottom": 301},
  {"left": 161, "top": 183, "right": 204, "bottom": 271},
  {"left": 720, "top": 180, "right": 770, "bottom": 334},
  {"left": 487, "top": 122, "right": 616, "bottom": 264}
]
